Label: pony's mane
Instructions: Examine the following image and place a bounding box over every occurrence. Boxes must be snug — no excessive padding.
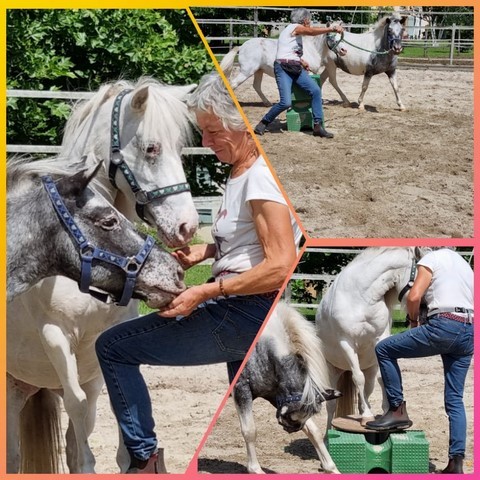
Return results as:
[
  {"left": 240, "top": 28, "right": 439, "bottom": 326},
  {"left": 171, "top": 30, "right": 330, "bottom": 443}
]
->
[
  {"left": 274, "top": 302, "right": 332, "bottom": 409},
  {"left": 62, "top": 77, "right": 193, "bottom": 152},
  {"left": 7, "top": 155, "right": 104, "bottom": 190}
]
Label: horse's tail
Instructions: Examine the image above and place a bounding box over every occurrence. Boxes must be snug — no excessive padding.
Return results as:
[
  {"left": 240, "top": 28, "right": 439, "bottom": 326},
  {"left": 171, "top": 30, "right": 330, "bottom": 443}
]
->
[
  {"left": 276, "top": 302, "right": 333, "bottom": 408},
  {"left": 20, "top": 389, "right": 62, "bottom": 473},
  {"left": 335, "top": 371, "right": 357, "bottom": 417},
  {"left": 219, "top": 47, "right": 240, "bottom": 78}
]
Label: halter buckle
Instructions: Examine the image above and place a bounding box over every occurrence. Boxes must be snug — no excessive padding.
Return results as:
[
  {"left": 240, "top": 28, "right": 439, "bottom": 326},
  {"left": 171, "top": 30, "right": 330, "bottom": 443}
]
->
[
  {"left": 124, "top": 257, "right": 142, "bottom": 274},
  {"left": 111, "top": 150, "right": 123, "bottom": 165},
  {"left": 135, "top": 190, "right": 149, "bottom": 205}
]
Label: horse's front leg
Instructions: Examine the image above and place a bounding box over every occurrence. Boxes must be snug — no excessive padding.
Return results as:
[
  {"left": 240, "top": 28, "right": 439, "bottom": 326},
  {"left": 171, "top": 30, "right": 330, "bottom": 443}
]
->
[
  {"left": 357, "top": 74, "right": 373, "bottom": 110},
  {"left": 233, "top": 391, "right": 264, "bottom": 474},
  {"left": 40, "top": 325, "right": 96, "bottom": 473},
  {"left": 339, "top": 340, "right": 374, "bottom": 425},
  {"left": 302, "top": 418, "right": 340, "bottom": 474},
  {"left": 387, "top": 70, "right": 406, "bottom": 110}
]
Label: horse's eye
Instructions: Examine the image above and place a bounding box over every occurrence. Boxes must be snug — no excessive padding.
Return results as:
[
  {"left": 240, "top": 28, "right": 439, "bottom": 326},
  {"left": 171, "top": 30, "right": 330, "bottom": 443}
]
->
[{"left": 100, "top": 215, "right": 120, "bottom": 230}]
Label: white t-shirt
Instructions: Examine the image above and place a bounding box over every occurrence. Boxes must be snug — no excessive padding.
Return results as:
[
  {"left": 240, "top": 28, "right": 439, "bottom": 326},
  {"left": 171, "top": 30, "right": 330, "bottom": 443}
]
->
[
  {"left": 418, "top": 249, "right": 473, "bottom": 313},
  {"left": 211, "top": 156, "right": 301, "bottom": 277},
  {"left": 276, "top": 23, "right": 303, "bottom": 61}
]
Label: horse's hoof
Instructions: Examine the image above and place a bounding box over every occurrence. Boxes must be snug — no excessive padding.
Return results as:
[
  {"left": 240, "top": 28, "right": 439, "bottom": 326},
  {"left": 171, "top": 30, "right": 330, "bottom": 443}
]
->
[
  {"left": 357, "top": 104, "right": 365, "bottom": 110},
  {"left": 399, "top": 105, "right": 406, "bottom": 111},
  {"left": 342, "top": 102, "right": 351, "bottom": 108}
]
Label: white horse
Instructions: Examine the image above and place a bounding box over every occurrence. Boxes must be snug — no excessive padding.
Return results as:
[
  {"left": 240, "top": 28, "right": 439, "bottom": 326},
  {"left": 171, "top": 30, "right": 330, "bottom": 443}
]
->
[
  {"left": 233, "top": 302, "right": 342, "bottom": 474},
  {"left": 316, "top": 247, "right": 424, "bottom": 430},
  {"left": 221, "top": 14, "right": 406, "bottom": 110},
  {"left": 7, "top": 78, "right": 199, "bottom": 473}
]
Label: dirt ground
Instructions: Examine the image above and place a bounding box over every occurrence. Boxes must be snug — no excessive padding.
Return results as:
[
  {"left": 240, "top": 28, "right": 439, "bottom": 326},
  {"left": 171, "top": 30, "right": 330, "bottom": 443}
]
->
[
  {"left": 234, "top": 67, "right": 474, "bottom": 238},
  {"left": 67, "top": 355, "right": 474, "bottom": 474},
  {"left": 198, "top": 355, "right": 475, "bottom": 474},
  {"left": 59, "top": 363, "right": 229, "bottom": 474}
]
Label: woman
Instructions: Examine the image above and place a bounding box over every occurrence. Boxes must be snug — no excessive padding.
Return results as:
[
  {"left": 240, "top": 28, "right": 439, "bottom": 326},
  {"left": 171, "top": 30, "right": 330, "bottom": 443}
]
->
[
  {"left": 254, "top": 8, "right": 344, "bottom": 138},
  {"left": 95, "top": 71, "right": 302, "bottom": 473},
  {"left": 366, "top": 247, "right": 473, "bottom": 474}
]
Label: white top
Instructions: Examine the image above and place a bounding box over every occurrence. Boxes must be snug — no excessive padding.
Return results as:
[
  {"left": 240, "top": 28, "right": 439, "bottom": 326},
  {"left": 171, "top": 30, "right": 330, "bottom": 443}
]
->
[
  {"left": 276, "top": 23, "right": 303, "bottom": 61},
  {"left": 418, "top": 249, "right": 473, "bottom": 313},
  {"left": 211, "top": 156, "right": 301, "bottom": 277}
]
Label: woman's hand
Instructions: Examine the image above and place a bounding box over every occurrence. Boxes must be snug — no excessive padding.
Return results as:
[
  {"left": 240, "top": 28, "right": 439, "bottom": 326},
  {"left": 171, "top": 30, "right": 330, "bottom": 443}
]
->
[
  {"left": 171, "top": 244, "right": 215, "bottom": 270},
  {"left": 157, "top": 285, "right": 207, "bottom": 317}
]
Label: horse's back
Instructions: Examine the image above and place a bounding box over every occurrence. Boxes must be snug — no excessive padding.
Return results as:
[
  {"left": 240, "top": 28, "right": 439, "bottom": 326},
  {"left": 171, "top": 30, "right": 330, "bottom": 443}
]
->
[{"left": 238, "top": 38, "right": 276, "bottom": 76}]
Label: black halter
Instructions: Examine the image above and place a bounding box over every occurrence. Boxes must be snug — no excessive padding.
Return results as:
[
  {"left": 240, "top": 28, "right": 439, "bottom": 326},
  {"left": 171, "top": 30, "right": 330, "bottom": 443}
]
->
[
  {"left": 108, "top": 89, "right": 191, "bottom": 224},
  {"left": 42, "top": 175, "right": 155, "bottom": 306},
  {"left": 397, "top": 258, "right": 417, "bottom": 302}
]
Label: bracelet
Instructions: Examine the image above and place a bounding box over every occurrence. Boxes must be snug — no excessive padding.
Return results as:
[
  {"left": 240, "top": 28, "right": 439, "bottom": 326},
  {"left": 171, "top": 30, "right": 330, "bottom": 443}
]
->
[{"left": 219, "top": 278, "right": 229, "bottom": 298}]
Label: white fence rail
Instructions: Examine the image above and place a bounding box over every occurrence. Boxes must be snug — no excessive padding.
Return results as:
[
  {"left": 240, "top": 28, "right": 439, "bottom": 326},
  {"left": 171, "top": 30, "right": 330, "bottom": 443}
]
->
[
  {"left": 284, "top": 248, "right": 474, "bottom": 309},
  {"left": 6, "top": 89, "right": 214, "bottom": 157}
]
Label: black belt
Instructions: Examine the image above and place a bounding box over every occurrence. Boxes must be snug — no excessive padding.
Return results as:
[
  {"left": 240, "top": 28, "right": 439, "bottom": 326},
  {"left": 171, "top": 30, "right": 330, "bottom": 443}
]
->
[{"left": 276, "top": 59, "right": 302, "bottom": 65}]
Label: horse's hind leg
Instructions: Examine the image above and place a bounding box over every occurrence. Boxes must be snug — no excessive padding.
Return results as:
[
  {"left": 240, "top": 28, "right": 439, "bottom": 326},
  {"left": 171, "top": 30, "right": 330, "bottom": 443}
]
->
[
  {"left": 387, "top": 70, "right": 406, "bottom": 110},
  {"left": 7, "top": 375, "right": 37, "bottom": 473},
  {"left": 253, "top": 70, "right": 271, "bottom": 106},
  {"left": 302, "top": 418, "right": 340, "bottom": 474},
  {"left": 321, "top": 65, "right": 351, "bottom": 107},
  {"left": 233, "top": 390, "right": 264, "bottom": 474},
  {"left": 357, "top": 74, "right": 373, "bottom": 110}
]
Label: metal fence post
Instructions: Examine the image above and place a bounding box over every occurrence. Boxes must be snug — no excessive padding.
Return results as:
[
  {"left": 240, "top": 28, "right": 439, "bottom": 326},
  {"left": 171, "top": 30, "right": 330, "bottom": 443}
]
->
[
  {"left": 253, "top": 7, "right": 258, "bottom": 37},
  {"left": 229, "top": 18, "right": 233, "bottom": 50},
  {"left": 450, "top": 24, "right": 456, "bottom": 65}
]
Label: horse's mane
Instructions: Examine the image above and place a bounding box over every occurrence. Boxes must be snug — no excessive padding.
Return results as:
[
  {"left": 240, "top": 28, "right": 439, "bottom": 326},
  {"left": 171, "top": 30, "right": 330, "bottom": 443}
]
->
[
  {"left": 348, "top": 246, "right": 414, "bottom": 265},
  {"left": 62, "top": 77, "right": 193, "bottom": 153},
  {"left": 274, "top": 302, "right": 332, "bottom": 410},
  {"left": 372, "top": 13, "right": 402, "bottom": 33}
]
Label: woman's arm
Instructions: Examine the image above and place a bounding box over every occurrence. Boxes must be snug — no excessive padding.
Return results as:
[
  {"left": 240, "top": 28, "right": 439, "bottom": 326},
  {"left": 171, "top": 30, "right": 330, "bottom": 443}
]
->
[
  {"left": 406, "top": 265, "right": 432, "bottom": 323},
  {"left": 158, "top": 200, "right": 297, "bottom": 317},
  {"left": 293, "top": 24, "right": 343, "bottom": 36}
]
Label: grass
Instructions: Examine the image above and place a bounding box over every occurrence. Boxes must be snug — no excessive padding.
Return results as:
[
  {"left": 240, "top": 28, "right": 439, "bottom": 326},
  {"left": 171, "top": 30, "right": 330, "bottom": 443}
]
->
[{"left": 402, "top": 45, "right": 473, "bottom": 59}]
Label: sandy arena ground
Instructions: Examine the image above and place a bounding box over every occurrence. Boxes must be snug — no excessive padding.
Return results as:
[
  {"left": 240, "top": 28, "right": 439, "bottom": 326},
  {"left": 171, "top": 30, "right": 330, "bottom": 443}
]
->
[
  {"left": 234, "top": 67, "right": 473, "bottom": 238},
  {"left": 198, "top": 355, "right": 474, "bottom": 474},
  {"left": 59, "top": 363, "right": 228, "bottom": 473}
]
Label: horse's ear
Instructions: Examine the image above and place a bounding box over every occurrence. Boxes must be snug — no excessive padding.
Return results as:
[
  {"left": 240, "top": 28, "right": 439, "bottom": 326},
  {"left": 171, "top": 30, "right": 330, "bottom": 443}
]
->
[
  {"left": 167, "top": 84, "right": 198, "bottom": 101},
  {"left": 56, "top": 160, "right": 104, "bottom": 199},
  {"left": 130, "top": 86, "right": 150, "bottom": 112},
  {"left": 385, "top": 17, "right": 391, "bottom": 25},
  {"left": 400, "top": 16, "right": 407, "bottom": 25}
]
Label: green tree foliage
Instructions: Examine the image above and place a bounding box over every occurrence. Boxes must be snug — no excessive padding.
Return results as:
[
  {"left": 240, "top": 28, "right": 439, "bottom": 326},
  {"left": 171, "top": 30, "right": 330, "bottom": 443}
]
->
[{"left": 7, "top": 9, "right": 213, "bottom": 152}]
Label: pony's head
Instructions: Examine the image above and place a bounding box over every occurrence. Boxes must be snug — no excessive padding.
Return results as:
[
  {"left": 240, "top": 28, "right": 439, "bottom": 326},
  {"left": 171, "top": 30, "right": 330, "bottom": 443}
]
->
[
  {"left": 385, "top": 14, "right": 407, "bottom": 54},
  {"left": 62, "top": 79, "right": 199, "bottom": 248},
  {"left": 276, "top": 387, "right": 341, "bottom": 433}
]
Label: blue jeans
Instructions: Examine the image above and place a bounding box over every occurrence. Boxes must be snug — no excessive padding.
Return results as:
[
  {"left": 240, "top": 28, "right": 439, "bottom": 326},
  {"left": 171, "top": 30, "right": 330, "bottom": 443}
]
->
[
  {"left": 262, "top": 61, "right": 324, "bottom": 124},
  {"left": 375, "top": 315, "right": 473, "bottom": 457},
  {"left": 95, "top": 294, "right": 273, "bottom": 461}
]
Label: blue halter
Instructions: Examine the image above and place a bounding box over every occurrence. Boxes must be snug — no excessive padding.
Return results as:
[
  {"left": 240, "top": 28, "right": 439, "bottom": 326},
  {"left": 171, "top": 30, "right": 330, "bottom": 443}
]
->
[
  {"left": 108, "top": 89, "right": 191, "bottom": 223},
  {"left": 42, "top": 175, "right": 155, "bottom": 306}
]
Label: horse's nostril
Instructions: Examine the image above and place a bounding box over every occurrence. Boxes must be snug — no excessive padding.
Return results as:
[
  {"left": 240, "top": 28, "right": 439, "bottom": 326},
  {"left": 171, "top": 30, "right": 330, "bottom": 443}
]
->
[
  {"left": 178, "top": 222, "right": 195, "bottom": 241},
  {"left": 177, "top": 266, "right": 184, "bottom": 282}
]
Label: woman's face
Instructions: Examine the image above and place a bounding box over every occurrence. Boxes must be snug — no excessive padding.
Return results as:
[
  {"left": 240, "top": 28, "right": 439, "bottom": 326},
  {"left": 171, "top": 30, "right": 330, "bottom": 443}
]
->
[{"left": 196, "top": 111, "right": 247, "bottom": 165}]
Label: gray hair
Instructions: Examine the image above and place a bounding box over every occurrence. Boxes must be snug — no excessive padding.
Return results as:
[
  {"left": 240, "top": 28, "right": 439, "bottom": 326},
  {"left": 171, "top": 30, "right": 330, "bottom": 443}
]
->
[
  {"left": 291, "top": 8, "right": 311, "bottom": 24},
  {"left": 186, "top": 72, "right": 245, "bottom": 131}
]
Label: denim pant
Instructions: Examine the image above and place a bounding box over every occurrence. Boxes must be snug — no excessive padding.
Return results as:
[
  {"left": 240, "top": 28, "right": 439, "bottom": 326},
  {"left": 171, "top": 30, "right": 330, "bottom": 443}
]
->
[
  {"left": 262, "top": 61, "right": 324, "bottom": 125},
  {"left": 95, "top": 294, "right": 273, "bottom": 461},
  {"left": 375, "top": 315, "right": 473, "bottom": 457}
]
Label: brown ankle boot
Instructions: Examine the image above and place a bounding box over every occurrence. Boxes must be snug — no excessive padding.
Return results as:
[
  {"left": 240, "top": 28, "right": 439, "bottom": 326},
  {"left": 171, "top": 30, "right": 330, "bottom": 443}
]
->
[
  {"left": 313, "top": 122, "right": 334, "bottom": 138},
  {"left": 126, "top": 449, "right": 167, "bottom": 474},
  {"left": 441, "top": 455, "right": 464, "bottom": 474},
  {"left": 365, "top": 401, "right": 413, "bottom": 431}
]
